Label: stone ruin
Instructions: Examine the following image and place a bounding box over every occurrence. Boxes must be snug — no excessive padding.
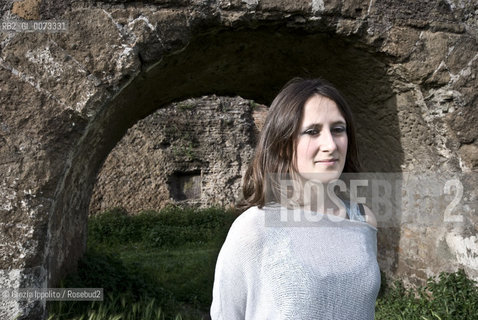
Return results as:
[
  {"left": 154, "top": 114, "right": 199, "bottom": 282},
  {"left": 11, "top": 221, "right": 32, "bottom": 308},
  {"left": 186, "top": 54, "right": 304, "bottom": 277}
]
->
[
  {"left": 0, "top": 0, "right": 477, "bottom": 318},
  {"left": 89, "top": 95, "right": 262, "bottom": 214}
]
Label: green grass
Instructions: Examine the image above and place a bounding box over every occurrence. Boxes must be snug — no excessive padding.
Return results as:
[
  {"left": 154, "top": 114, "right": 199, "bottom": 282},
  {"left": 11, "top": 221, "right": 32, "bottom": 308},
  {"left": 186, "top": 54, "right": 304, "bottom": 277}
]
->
[
  {"left": 48, "top": 206, "right": 238, "bottom": 320},
  {"left": 376, "top": 269, "right": 478, "bottom": 320},
  {"left": 48, "top": 206, "right": 478, "bottom": 319}
]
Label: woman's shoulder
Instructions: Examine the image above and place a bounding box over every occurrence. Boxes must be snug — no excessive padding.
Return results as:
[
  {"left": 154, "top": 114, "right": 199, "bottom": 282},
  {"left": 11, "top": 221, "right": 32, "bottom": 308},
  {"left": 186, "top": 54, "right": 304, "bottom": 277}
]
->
[
  {"left": 361, "top": 204, "right": 377, "bottom": 229},
  {"left": 236, "top": 205, "right": 266, "bottom": 222},
  {"left": 219, "top": 206, "right": 266, "bottom": 262},
  {"left": 224, "top": 206, "right": 266, "bottom": 243},
  {"left": 342, "top": 199, "right": 378, "bottom": 229},
  {"left": 228, "top": 206, "right": 265, "bottom": 235}
]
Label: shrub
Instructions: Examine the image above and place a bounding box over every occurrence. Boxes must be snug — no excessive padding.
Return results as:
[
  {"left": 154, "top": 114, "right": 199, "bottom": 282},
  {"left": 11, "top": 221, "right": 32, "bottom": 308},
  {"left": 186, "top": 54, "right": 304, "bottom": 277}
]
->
[
  {"left": 88, "top": 206, "right": 238, "bottom": 248},
  {"left": 376, "top": 269, "right": 478, "bottom": 320},
  {"left": 48, "top": 249, "right": 176, "bottom": 320}
]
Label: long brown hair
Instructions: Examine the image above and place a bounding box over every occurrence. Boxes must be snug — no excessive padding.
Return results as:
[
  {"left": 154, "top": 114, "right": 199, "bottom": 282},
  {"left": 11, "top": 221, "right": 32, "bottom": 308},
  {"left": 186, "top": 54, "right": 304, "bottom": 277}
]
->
[{"left": 242, "top": 77, "right": 361, "bottom": 208}]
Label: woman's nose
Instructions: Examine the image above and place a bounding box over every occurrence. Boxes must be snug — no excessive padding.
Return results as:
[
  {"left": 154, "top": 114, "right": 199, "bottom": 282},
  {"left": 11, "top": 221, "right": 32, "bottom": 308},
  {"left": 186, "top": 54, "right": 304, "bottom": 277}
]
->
[{"left": 317, "top": 129, "right": 337, "bottom": 152}]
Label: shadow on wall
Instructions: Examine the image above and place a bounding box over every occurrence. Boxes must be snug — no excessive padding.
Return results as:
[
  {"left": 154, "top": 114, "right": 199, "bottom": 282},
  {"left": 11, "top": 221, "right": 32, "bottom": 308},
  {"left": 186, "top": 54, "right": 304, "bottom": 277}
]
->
[
  {"left": 46, "top": 24, "right": 402, "bottom": 287},
  {"left": 168, "top": 171, "right": 202, "bottom": 202}
]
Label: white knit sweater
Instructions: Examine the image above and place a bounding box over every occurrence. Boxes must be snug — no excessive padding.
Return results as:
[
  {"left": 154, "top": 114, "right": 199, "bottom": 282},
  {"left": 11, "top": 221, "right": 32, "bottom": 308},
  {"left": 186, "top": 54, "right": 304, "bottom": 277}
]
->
[{"left": 210, "top": 203, "right": 381, "bottom": 320}]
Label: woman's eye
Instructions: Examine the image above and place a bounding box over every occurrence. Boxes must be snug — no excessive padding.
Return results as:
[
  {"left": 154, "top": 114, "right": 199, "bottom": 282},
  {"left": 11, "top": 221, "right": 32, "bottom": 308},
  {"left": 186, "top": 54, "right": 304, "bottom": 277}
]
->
[
  {"left": 304, "top": 129, "right": 318, "bottom": 135},
  {"left": 332, "top": 126, "right": 346, "bottom": 134}
]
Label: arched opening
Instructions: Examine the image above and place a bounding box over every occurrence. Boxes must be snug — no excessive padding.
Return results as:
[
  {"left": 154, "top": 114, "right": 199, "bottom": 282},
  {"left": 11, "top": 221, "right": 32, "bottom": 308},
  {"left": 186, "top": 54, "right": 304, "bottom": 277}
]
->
[
  {"left": 88, "top": 95, "right": 258, "bottom": 214},
  {"left": 78, "top": 95, "right": 258, "bottom": 317},
  {"left": 45, "top": 22, "right": 401, "bottom": 293}
]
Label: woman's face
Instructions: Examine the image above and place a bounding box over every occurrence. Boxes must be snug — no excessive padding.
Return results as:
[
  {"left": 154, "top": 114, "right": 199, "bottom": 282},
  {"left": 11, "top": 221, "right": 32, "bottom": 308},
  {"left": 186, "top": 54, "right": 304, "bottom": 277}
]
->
[{"left": 294, "top": 94, "right": 348, "bottom": 183}]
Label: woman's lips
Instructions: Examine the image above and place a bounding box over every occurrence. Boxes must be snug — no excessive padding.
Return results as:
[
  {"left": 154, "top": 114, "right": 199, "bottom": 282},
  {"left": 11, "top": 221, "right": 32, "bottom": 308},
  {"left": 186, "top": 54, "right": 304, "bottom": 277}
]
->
[{"left": 315, "top": 159, "right": 338, "bottom": 165}]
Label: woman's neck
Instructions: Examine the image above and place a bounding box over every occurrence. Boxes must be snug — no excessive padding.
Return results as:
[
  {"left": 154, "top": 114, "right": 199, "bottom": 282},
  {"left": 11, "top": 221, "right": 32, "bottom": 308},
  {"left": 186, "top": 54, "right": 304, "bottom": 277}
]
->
[{"left": 301, "top": 182, "right": 347, "bottom": 218}]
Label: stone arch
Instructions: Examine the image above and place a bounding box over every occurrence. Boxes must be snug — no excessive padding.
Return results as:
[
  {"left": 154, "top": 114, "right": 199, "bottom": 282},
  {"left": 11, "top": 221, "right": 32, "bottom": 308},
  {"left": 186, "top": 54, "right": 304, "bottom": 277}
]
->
[
  {"left": 46, "top": 23, "right": 399, "bottom": 291},
  {"left": 1, "top": 1, "right": 477, "bottom": 319}
]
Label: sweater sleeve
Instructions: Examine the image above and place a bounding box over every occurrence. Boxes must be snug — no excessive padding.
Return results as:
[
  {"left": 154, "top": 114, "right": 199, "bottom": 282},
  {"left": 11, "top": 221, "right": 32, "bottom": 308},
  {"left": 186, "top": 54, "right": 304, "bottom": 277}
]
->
[{"left": 210, "top": 208, "right": 263, "bottom": 320}]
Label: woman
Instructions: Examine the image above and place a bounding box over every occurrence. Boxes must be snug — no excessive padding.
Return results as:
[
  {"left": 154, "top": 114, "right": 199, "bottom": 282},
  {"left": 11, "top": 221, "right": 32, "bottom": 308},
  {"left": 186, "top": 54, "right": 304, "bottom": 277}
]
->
[{"left": 210, "top": 78, "right": 381, "bottom": 319}]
